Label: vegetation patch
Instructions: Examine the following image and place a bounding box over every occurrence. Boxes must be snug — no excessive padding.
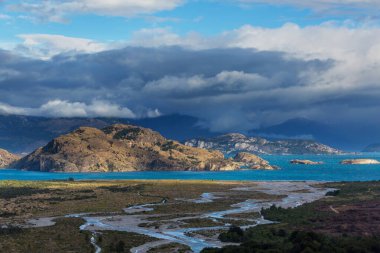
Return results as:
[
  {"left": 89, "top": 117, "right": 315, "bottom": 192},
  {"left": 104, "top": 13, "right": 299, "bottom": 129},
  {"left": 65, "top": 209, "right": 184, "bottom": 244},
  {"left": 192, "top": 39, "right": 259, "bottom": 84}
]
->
[
  {"left": 180, "top": 218, "right": 223, "bottom": 228},
  {"left": 0, "top": 218, "right": 93, "bottom": 253},
  {"left": 98, "top": 231, "right": 157, "bottom": 253},
  {"left": 148, "top": 242, "right": 192, "bottom": 253},
  {"left": 99, "top": 184, "right": 145, "bottom": 193},
  {"left": 113, "top": 127, "right": 143, "bottom": 140},
  {"left": 223, "top": 212, "right": 261, "bottom": 220},
  {"left": 203, "top": 181, "right": 380, "bottom": 252},
  {"left": 185, "top": 229, "right": 226, "bottom": 238},
  {"left": 204, "top": 226, "right": 380, "bottom": 253},
  {"left": 161, "top": 141, "right": 179, "bottom": 151},
  {"left": 0, "top": 187, "right": 53, "bottom": 199}
]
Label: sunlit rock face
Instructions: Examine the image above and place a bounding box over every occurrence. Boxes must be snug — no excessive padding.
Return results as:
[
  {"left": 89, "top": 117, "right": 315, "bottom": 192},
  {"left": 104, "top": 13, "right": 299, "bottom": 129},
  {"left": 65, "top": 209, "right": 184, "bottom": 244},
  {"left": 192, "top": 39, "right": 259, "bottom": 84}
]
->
[
  {"left": 340, "top": 159, "right": 380, "bottom": 165},
  {"left": 234, "top": 152, "right": 279, "bottom": 170},
  {"left": 0, "top": 149, "right": 19, "bottom": 168},
  {"left": 185, "top": 133, "right": 342, "bottom": 155}
]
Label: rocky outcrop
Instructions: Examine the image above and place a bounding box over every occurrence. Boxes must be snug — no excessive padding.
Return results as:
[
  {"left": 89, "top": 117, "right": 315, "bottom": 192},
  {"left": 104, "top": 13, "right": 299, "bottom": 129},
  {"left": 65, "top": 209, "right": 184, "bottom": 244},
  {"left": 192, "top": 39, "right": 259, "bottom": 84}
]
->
[
  {"left": 185, "top": 133, "right": 343, "bottom": 155},
  {"left": 290, "top": 160, "right": 323, "bottom": 165},
  {"left": 0, "top": 149, "right": 20, "bottom": 168},
  {"left": 11, "top": 124, "right": 276, "bottom": 172},
  {"left": 340, "top": 159, "right": 380, "bottom": 165},
  {"left": 234, "top": 152, "right": 278, "bottom": 170}
]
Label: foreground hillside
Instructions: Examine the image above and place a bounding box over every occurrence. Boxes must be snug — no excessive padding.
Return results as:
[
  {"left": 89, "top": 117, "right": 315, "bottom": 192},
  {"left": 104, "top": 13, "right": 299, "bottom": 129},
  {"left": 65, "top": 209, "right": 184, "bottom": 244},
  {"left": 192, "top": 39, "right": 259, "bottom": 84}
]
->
[
  {"left": 12, "top": 124, "right": 275, "bottom": 172},
  {"left": 0, "top": 149, "right": 19, "bottom": 168},
  {"left": 186, "top": 133, "right": 342, "bottom": 155}
]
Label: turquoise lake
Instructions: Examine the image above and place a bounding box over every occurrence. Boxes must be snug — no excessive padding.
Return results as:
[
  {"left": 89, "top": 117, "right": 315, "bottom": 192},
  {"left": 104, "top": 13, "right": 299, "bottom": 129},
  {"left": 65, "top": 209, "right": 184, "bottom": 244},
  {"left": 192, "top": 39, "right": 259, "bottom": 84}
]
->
[{"left": 1, "top": 154, "right": 380, "bottom": 181}]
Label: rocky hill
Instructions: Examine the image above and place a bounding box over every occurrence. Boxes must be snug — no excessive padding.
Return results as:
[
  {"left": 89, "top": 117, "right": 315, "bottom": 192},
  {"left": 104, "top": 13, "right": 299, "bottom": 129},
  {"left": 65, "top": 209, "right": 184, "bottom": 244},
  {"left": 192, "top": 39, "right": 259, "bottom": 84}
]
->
[
  {"left": 0, "top": 148, "right": 19, "bottom": 168},
  {"left": 11, "top": 125, "right": 276, "bottom": 172},
  {"left": 0, "top": 114, "right": 217, "bottom": 154},
  {"left": 185, "top": 133, "right": 343, "bottom": 155},
  {"left": 233, "top": 152, "right": 278, "bottom": 170}
]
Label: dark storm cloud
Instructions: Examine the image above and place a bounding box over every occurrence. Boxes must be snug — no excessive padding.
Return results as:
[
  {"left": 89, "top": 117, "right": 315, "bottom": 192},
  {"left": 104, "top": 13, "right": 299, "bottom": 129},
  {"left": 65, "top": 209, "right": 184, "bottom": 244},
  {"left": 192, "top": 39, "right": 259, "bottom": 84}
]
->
[{"left": 0, "top": 46, "right": 334, "bottom": 130}]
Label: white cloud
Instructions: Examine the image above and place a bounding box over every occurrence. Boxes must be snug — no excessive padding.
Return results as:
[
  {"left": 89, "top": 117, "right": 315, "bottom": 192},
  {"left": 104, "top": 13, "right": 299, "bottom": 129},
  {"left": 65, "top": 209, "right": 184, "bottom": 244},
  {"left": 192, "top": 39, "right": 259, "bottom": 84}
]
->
[
  {"left": 123, "top": 23, "right": 380, "bottom": 129},
  {"left": 145, "top": 108, "right": 162, "bottom": 118},
  {"left": 129, "top": 27, "right": 222, "bottom": 49},
  {"left": 0, "top": 102, "right": 28, "bottom": 115},
  {"left": 143, "top": 71, "right": 271, "bottom": 96},
  {"left": 0, "top": 14, "right": 11, "bottom": 20},
  {"left": 219, "top": 23, "right": 380, "bottom": 92},
  {"left": 7, "top": 0, "right": 184, "bottom": 22},
  {"left": 0, "top": 100, "right": 137, "bottom": 118},
  {"left": 130, "top": 23, "right": 380, "bottom": 95},
  {"left": 236, "top": 0, "right": 380, "bottom": 14},
  {"left": 16, "top": 34, "right": 108, "bottom": 59}
]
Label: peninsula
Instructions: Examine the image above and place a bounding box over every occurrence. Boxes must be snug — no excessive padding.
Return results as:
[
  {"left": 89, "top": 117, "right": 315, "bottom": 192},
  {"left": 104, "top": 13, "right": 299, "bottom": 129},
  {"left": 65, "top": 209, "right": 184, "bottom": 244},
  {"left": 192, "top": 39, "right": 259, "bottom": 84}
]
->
[{"left": 12, "top": 124, "right": 277, "bottom": 172}]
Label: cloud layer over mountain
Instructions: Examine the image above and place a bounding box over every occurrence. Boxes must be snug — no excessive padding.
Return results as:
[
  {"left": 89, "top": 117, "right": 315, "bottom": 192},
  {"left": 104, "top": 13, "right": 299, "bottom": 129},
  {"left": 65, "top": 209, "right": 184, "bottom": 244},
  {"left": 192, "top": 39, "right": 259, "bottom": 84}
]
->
[{"left": 0, "top": 45, "right": 332, "bottom": 130}]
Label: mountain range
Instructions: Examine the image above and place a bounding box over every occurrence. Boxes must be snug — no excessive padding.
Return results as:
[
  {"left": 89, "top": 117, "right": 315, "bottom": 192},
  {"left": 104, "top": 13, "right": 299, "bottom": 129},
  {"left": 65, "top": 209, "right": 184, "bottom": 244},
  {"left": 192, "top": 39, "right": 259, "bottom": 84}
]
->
[
  {"left": 252, "top": 118, "right": 379, "bottom": 151},
  {"left": 185, "top": 133, "right": 342, "bottom": 155},
  {"left": 362, "top": 143, "right": 380, "bottom": 153},
  {"left": 0, "top": 114, "right": 377, "bottom": 154}
]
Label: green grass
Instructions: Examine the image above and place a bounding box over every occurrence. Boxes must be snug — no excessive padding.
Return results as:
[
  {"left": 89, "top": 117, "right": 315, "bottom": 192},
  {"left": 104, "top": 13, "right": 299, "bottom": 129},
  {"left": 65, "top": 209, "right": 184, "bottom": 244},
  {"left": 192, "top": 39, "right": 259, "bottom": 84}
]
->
[{"left": 98, "top": 231, "right": 156, "bottom": 253}]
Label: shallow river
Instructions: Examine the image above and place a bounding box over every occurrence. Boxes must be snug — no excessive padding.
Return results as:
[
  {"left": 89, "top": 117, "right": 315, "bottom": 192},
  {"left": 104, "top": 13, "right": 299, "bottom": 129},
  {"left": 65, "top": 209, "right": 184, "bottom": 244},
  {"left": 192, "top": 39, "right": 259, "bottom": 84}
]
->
[{"left": 57, "top": 182, "right": 335, "bottom": 253}]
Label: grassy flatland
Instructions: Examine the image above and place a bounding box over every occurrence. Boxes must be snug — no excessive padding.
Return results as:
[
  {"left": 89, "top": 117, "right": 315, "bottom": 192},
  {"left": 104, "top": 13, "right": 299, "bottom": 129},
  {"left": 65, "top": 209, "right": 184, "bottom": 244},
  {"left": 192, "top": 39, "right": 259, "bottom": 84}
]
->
[
  {"left": 1, "top": 180, "right": 157, "bottom": 221},
  {"left": 0, "top": 218, "right": 93, "bottom": 253},
  {"left": 0, "top": 217, "right": 157, "bottom": 253},
  {"left": 0, "top": 180, "right": 257, "bottom": 221},
  {"left": 0, "top": 180, "right": 265, "bottom": 253},
  {"left": 4, "top": 180, "right": 377, "bottom": 253},
  {"left": 203, "top": 181, "right": 380, "bottom": 253}
]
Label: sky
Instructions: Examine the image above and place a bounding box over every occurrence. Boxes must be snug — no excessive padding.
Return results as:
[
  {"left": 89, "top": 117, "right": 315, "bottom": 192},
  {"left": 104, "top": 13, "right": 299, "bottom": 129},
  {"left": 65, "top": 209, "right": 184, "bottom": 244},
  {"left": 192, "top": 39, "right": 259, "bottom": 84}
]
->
[{"left": 1, "top": 0, "right": 380, "bottom": 133}]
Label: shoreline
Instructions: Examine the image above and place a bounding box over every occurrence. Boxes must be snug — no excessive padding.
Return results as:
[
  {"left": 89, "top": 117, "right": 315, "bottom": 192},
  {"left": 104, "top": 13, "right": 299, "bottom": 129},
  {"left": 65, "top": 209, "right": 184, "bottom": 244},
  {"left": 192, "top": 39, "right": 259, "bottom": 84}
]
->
[{"left": 0, "top": 177, "right": 338, "bottom": 183}]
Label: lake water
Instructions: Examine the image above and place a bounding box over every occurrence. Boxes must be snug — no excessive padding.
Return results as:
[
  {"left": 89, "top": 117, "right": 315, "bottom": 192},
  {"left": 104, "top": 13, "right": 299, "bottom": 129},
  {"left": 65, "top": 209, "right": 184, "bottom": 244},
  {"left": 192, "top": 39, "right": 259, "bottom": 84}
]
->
[{"left": 1, "top": 154, "right": 380, "bottom": 181}]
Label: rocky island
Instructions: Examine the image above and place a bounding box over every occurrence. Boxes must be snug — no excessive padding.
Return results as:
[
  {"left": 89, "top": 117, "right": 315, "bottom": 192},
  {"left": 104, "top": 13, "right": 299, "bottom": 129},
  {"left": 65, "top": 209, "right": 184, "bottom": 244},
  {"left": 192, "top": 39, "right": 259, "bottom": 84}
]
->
[
  {"left": 340, "top": 159, "right": 380, "bottom": 165},
  {"left": 290, "top": 159, "right": 323, "bottom": 165},
  {"left": 11, "top": 124, "right": 277, "bottom": 172},
  {"left": 0, "top": 148, "right": 19, "bottom": 168},
  {"left": 185, "top": 133, "right": 342, "bottom": 155},
  {"left": 234, "top": 152, "right": 279, "bottom": 170}
]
